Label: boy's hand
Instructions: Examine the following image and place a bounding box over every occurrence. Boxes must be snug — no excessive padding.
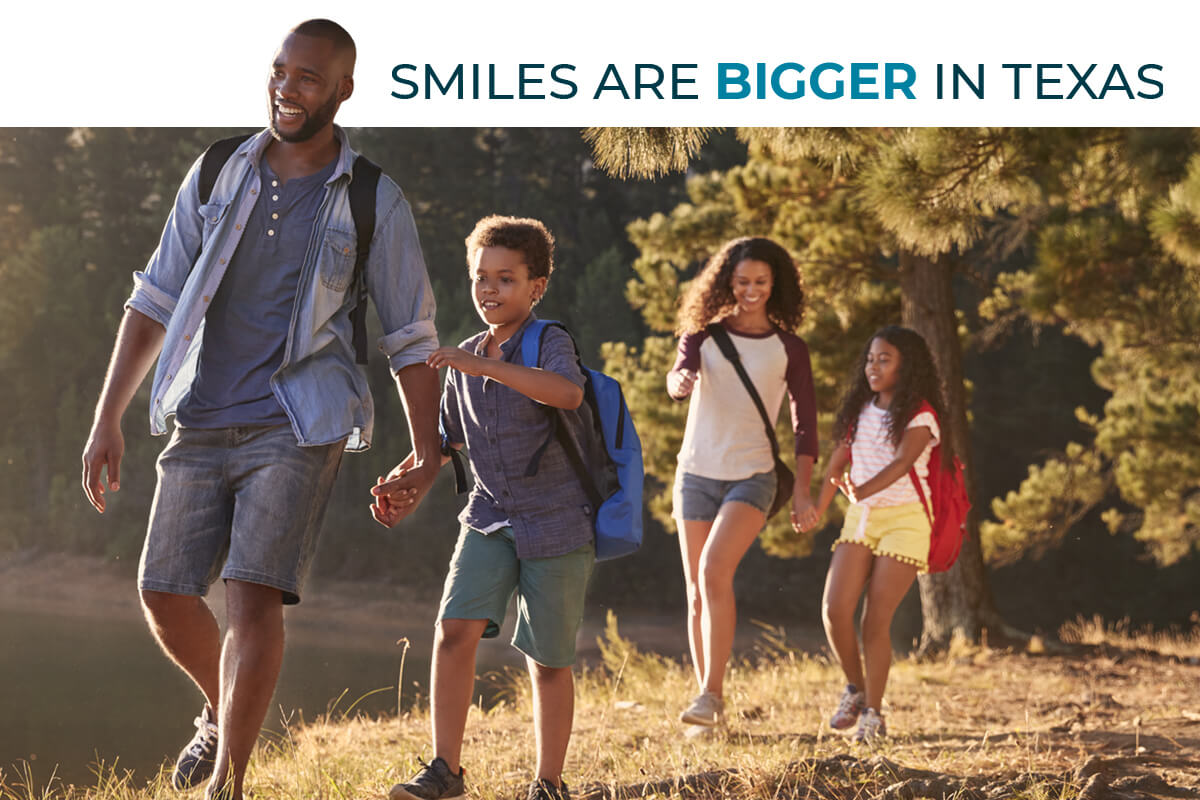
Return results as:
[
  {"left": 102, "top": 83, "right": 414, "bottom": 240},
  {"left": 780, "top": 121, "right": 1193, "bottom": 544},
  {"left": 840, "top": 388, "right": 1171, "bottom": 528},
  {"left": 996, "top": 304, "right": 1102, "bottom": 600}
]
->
[
  {"left": 427, "top": 347, "right": 488, "bottom": 376},
  {"left": 666, "top": 368, "right": 697, "bottom": 399},
  {"left": 370, "top": 458, "right": 438, "bottom": 528}
]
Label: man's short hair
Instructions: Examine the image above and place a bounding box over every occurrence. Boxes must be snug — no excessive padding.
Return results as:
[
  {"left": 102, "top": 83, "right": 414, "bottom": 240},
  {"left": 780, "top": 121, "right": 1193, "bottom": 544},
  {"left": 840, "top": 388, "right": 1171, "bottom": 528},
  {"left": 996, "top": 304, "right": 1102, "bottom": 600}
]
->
[
  {"left": 290, "top": 19, "right": 356, "bottom": 73},
  {"left": 465, "top": 216, "right": 556, "bottom": 280}
]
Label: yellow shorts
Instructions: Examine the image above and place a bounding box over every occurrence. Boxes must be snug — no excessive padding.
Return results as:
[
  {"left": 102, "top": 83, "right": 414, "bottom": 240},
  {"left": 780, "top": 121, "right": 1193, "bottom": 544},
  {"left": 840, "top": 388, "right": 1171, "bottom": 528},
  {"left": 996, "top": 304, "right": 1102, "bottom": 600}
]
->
[{"left": 832, "top": 502, "right": 931, "bottom": 572}]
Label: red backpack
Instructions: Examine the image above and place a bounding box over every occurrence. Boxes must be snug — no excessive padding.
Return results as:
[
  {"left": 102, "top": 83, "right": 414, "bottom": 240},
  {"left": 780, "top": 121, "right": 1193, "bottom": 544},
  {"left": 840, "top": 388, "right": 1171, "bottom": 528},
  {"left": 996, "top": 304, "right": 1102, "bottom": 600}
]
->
[
  {"left": 906, "top": 402, "right": 970, "bottom": 572},
  {"left": 848, "top": 401, "right": 970, "bottom": 572}
]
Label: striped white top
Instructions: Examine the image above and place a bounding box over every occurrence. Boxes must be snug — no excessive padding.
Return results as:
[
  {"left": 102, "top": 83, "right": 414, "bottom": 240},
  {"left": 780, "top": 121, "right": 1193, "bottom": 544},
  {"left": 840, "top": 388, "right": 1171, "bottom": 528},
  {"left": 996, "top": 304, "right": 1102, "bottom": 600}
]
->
[{"left": 849, "top": 401, "right": 939, "bottom": 507}]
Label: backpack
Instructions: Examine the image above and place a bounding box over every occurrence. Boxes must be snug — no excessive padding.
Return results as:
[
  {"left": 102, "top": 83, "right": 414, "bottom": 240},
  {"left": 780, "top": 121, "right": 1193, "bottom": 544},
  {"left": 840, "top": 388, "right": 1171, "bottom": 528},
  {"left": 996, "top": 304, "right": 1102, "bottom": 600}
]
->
[
  {"left": 848, "top": 400, "right": 969, "bottom": 572},
  {"left": 519, "top": 319, "right": 645, "bottom": 561},
  {"left": 197, "top": 133, "right": 381, "bottom": 365}
]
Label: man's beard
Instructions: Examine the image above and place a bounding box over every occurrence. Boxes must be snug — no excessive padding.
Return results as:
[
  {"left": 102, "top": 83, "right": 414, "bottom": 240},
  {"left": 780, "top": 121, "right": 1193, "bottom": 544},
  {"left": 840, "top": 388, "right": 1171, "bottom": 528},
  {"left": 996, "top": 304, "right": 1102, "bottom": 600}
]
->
[{"left": 268, "top": 89, "right": 339, "bottom": 143}]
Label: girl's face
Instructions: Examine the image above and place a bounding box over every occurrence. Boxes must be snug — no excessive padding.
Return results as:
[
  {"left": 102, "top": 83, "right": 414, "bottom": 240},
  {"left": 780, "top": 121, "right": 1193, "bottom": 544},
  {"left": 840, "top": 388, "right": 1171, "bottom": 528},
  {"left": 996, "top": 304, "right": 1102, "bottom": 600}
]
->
[
  {"left": 470, "top": 245, "right": 546, "bottom": 329},
  {"left": 865, "top": 337, "right": 902, "bottom": 396},
  {"left": 730, "top": 258, "right": 774, "bottom": 315}
]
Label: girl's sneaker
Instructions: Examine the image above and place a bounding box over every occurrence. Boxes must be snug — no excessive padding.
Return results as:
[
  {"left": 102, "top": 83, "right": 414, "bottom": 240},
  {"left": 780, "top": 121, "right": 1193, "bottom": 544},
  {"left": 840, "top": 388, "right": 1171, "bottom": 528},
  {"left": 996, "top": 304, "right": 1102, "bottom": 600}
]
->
[
  {"left": 679, "top": 691, "right": 724, "bottom": 726},
  {"left": 829, "top": 684, "right": 866, "bottom": 730},
  {"left": 853, "top": 707, "right": 887, "bottom": 743}
]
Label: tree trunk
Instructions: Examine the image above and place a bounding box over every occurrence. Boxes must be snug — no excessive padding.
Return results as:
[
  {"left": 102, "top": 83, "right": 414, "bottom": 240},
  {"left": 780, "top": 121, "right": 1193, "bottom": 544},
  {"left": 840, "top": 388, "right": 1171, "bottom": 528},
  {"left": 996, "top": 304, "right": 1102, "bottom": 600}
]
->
[{"left": 898, "top": 251, "right": 1006, "bottom": 651}]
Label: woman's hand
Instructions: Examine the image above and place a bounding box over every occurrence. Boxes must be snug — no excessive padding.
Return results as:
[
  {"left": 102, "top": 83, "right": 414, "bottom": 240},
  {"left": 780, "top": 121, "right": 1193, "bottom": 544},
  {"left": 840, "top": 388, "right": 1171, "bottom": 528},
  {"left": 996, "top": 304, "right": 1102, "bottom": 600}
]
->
[
  {"left": 667, "top": 368, "right": 697, "bottom": 399},
  {"left": 791, "top": 493, "right": 819, "bottom": 532}
]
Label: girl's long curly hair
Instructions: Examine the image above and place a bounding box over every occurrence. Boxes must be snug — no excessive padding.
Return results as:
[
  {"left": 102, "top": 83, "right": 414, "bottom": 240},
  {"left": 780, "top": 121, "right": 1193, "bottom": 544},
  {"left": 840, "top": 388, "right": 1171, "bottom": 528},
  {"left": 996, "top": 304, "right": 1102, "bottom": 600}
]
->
[
  {"left": 831, "top": 326, "right": 953, "bottom": 466},
  {"left": 675, "top": 237, "right": 805, "bottom": 335}
]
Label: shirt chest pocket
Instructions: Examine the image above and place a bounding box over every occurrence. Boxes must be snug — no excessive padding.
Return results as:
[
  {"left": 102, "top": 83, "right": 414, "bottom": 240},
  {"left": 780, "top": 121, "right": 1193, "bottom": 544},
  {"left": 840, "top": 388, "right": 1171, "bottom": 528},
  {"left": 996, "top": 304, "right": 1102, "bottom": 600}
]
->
[
  {"left": 197, "top": 202, "right": 230, "bottom": 249},
  {"left": 319, "top": 228, "right": 357, "bottom": 293}
]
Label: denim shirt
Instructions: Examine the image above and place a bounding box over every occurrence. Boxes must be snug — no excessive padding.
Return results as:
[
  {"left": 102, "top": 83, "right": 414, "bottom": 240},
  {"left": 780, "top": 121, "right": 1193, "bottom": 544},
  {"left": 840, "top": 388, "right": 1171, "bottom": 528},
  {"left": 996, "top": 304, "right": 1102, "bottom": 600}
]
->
[
  {"left": 440, "top": 315, "right": 597, "bottom": 559},
  {"left": 126, "top": 127, "right": 438, "bottom": 451}
]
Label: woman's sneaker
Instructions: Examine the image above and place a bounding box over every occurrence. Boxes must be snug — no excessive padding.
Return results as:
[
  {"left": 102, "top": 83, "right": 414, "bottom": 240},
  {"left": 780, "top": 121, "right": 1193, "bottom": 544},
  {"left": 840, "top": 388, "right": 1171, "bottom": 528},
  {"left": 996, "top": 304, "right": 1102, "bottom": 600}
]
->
[
  {"left": 389, "top": 757, "right": 465, "bottom": 800},
  {"left": 829, "top": 684, "right": 866, "bottom": 730},
  {"left": 171, "top": 705, "right": 219, "bottom": 790},
  {"left": 527, "top": 778, "right": 571, "bottom": 800},
  {"left": 853, "top": 707, "right": 887, "bottom": 743},
  {"left": 679, "top": 691, "right": 724, "bottom": 726}
]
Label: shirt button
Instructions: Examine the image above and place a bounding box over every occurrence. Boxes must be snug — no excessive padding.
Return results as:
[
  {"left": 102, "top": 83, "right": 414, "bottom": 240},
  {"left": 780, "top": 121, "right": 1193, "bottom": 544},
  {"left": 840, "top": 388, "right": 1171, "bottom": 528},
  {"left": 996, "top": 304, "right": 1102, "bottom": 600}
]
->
[
  {"left": 272, "top": 212, "right": 279, "bottom": 220},
  {"left": 272, "top": 194, "right": 279, "bottom": 201},
  {"left": 184, "top": 334, "right": 191, "bottom": 341},
  {"left": 210, "top": 216, "right": 218, "bottom": 222},
  {"left": 203, "top": 295, "right": 211, "bottom": 303},
  {"left": 219, "top": 258, "right": 226, "bottom": 264},
  {"left": 235, "top": 224, "right": 242, "bottom": 231},
  {"left": 272, "top": 180, "right": 278, "bottom": 187},
  {"left": 268, "top": 229, "right": 275, "bottom": 237},
  {"left": 343, "top": 247, "right": 350, "bottom": 255},
  {"left": 166, "top": 374, "right": 172, "bottom": 380},
  {"left": 250, "top": 188, "right": 257, "bottom": 195}
]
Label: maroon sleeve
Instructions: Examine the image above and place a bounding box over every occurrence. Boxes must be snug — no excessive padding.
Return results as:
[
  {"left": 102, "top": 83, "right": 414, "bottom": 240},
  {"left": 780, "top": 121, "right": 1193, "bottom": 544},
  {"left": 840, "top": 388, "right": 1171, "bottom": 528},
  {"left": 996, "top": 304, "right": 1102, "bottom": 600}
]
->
[
  {"left": 667, "top": 330, "right": 707, "bottom": 400},
  {"left": 782, "top": 332, "right": 819, "bottom": 459}
]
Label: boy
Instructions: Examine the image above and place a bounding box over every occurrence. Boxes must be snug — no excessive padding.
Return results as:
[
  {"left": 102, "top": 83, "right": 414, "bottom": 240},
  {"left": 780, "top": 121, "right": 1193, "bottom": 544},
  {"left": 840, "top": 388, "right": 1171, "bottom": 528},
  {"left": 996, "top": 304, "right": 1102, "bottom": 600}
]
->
[{"left": 372, "top": 216, "right": 596, "bottom": 800}]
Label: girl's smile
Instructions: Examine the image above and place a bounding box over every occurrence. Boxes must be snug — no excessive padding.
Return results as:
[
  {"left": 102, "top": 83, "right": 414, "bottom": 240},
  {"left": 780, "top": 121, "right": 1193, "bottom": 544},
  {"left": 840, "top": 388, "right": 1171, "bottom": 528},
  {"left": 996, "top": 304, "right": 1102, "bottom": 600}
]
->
[
  {"left": 730, "top": 258, "right": 774, "bottom": 314},
  {"left": 865, "top": 337, "right": 902, "bottom": 401}
]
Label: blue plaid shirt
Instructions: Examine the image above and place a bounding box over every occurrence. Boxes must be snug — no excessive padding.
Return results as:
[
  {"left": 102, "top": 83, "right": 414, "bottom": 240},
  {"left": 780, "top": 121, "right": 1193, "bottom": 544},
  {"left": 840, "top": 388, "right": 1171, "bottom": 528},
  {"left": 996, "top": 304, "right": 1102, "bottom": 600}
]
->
[{"left": 440, "top": 315, "right": 597, "bottom": 559}]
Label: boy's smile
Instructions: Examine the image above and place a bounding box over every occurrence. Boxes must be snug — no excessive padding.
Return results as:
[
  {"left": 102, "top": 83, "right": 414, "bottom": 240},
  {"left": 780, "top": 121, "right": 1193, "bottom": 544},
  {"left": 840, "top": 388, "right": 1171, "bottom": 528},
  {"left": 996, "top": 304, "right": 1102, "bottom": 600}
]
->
[{"left": 471, "top": 245, "right": 547, "bottom": 341}]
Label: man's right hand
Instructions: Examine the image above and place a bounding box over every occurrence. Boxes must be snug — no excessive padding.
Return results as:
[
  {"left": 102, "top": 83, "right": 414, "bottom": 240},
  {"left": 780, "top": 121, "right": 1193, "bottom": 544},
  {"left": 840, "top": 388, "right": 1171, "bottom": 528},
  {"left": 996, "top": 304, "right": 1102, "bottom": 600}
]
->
[{"left": 82, "top": 420, "right": 124, "bottom": 513}]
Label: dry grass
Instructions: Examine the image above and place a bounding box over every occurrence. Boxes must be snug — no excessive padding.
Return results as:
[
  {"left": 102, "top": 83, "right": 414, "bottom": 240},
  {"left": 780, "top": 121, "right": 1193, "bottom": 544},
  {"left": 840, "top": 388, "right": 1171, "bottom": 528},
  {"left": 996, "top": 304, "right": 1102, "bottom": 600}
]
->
[{"left": 4, "top": 612, "right": 1200, "bottom": 800}]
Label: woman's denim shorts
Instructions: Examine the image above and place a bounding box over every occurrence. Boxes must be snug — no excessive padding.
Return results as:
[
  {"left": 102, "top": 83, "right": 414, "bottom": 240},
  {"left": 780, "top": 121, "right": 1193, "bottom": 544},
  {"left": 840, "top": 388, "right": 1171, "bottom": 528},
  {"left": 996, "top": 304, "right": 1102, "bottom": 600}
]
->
[{"left": 673, "top": 468, "right": 777, "bottom": 521}]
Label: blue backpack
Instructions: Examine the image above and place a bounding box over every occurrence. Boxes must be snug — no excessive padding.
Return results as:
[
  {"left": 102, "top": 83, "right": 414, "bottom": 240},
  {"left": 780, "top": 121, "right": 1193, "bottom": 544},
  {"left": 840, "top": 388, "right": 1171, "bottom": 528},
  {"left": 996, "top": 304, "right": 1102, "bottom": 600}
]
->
[{"left": 519, "top": 320, "right": 644, "bottom": 560}]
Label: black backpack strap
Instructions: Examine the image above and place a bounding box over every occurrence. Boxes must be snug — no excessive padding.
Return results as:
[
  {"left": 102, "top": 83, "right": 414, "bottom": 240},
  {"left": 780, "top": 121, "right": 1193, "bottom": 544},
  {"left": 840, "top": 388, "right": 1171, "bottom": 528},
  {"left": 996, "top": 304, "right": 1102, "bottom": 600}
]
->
[
  {"left": 197, "top": 134, "right": 253, "bottom": 204},
  {"left": 348, "top": 155, "right": 381, "bottom": 365},
  {"left": 706, "top": 323, "right": 782, "bottom": 461}
]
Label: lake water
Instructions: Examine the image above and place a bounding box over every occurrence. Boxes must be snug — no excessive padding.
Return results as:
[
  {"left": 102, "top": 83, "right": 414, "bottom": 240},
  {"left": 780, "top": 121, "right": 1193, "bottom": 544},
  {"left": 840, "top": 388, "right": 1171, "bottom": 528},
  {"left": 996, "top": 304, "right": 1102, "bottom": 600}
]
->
[{"left": 1, "top": 607, "right": 517, "bottom": 790}]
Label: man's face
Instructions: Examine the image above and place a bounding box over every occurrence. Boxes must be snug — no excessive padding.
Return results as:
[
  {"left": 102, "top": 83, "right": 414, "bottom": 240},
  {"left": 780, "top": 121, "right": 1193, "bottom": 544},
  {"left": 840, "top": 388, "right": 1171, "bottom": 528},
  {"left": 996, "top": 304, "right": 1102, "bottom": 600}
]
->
[{"left": 267, "top": 33, "right": 350, "bottom": 143}]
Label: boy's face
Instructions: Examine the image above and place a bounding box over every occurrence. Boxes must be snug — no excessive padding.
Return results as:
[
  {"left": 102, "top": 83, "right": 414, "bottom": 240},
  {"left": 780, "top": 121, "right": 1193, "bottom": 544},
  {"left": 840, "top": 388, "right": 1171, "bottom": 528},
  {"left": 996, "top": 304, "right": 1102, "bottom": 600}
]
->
[{"left": 470, "top": 245, "right": 547, "bottom": 329}]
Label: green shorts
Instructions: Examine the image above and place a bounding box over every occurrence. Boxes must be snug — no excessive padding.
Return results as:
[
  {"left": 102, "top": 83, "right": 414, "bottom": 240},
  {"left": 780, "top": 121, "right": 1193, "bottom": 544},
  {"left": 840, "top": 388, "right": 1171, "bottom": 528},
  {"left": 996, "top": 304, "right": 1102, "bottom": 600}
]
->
[{"left": 437, "top": 526, "right": 595, "bottom": 668}]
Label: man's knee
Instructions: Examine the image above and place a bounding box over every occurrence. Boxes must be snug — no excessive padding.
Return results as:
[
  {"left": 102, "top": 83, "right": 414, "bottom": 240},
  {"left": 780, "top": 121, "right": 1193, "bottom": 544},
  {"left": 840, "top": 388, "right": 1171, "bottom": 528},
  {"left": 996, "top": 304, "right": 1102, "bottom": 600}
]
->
[
  {"left": 224, "top": 580, "right": 284, "bottom": 629},
  {"left": 435, "top": 618, "right": 485, "bottom": 652},
  {"left": 140, "top": 588, "right": 201, "bottom": 625}
]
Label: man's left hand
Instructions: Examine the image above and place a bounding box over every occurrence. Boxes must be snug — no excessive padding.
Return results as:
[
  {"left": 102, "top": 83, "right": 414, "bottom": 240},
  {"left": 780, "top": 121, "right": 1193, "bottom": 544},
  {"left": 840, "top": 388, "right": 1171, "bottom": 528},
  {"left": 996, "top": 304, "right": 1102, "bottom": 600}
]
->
[{"left": 370, "top": 458, "right": 439, "bottom": 528}]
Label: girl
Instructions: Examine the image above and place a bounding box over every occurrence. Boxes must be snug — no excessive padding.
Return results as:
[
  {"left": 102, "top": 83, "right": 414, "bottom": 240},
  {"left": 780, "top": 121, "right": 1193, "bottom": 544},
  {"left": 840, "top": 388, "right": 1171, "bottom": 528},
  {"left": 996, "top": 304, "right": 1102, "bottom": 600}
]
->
[
  {"left": 666, "top": 236, "right": 819, "bottom": 728},
  {"left": 814, "top": 325, "right": 949, "bottom": 743}
]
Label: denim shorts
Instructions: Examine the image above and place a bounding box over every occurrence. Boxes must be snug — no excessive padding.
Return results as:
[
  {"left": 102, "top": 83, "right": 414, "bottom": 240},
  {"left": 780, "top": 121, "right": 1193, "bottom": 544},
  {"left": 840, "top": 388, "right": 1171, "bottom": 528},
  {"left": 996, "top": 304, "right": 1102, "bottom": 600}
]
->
[
  {"left": 438, "top": 526, "right": 595, "bottom": 668},
  {"left": 138, "top": 424, "right": 344, "bottom": 605},
  {"left": 673, "top": 468, "right": 778, "bottom": 521}
]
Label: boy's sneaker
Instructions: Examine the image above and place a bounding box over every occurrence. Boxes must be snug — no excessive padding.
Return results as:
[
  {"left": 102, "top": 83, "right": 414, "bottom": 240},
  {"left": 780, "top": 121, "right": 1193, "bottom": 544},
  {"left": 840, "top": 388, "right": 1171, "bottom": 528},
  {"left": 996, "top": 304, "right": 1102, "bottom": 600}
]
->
[
  {"left": 171, "top": 705, "right": 219, "bottom": 790},
  {"left": 853, "top": 707, "right": 887, "bottom": 743},
  {"left": 389, "top": 757, "right": 465, "bottom": 800},
  {"left": 679, "top": 691, "right": 724, "bottom": 726},
  {"left": 527, "top": 778, "right": 571, "bottom": 800},
  {"left": 829, "top": 684, "right": 866, "bottom": 730}
]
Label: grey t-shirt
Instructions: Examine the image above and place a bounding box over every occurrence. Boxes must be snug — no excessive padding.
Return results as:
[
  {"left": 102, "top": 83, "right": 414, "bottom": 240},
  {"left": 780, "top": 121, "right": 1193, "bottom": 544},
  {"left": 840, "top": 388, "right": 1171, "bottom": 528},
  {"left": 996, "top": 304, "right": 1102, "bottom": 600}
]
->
[{"left": 177, "top": 157, "right": 336, "bottom": 429}]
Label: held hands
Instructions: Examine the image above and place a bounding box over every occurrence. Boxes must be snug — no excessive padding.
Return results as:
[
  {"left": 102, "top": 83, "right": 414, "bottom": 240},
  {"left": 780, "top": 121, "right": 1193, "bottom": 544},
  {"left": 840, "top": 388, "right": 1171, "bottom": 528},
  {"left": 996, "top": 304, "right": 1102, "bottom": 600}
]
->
[
  {"left": 666, "top": 368, "right": 697, "bottom": 399},
  {"left": 81, "top": 420, "right": 124, "bottom": 514},
  {"left": 427, "top": 346, "right": 488, "bottom": 376},
  {"left": 790, "top": 493, "right": 819, "bottom": 533},
  {"left": 370, "top": 455, "right": 439, "bottom": 528}
]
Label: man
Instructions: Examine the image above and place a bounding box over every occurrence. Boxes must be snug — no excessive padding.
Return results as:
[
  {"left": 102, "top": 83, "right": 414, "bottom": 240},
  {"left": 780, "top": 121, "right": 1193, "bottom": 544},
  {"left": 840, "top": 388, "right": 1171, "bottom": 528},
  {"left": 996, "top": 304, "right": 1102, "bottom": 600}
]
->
[{"left": 80, "top": 19, "right": 440, "bottom": 800}]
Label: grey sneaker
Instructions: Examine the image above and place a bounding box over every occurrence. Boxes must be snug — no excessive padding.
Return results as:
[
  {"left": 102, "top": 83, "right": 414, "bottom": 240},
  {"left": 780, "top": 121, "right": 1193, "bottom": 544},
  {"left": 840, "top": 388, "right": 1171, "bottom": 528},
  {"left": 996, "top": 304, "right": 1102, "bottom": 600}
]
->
[
  {"left": 389, "top": 757, "right": 465, "bottom": 800},
  {"left": 527, "top": 778, "right": 571, "bottom": 800},
  {"left": 171, "top": 705, "right": 219, "bottom": 790},
  {"left": 679, "top": 691, "right": 724, "bottom": 726},
  {"left": 853, "top": 707, "right": 887, "bottom": 743},
  {"left": 829, "top": 684, "right": 866, "bottom": 730}
]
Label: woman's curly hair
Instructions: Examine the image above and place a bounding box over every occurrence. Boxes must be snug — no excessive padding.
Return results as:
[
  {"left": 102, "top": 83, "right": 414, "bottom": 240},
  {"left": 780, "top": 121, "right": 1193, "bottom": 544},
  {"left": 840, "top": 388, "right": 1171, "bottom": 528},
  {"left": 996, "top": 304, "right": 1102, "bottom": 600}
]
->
[
  {"left": 675, "top": 237, "right": 805, "bottom": 335},
  {"left": 831, "top": 326, "right": 953, "bottom": 467}
]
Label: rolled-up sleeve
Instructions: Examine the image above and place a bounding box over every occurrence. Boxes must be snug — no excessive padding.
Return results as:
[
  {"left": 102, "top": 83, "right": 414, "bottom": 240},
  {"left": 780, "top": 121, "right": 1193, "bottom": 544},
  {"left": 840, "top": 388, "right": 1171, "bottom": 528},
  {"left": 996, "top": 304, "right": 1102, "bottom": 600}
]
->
[
  {"left": 367, "top": 183, "right": 439, "bottom": 373},
  {"left": 125, "top": 156, "right": 205, "bottom": 327}
]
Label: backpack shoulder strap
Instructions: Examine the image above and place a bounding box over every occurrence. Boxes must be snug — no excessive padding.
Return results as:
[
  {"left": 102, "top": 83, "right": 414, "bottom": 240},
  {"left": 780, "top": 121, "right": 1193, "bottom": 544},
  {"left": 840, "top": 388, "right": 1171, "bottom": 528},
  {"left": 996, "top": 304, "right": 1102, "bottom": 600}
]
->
[
  {"left": 907, "top": 398, "right": 938, "bottom": 522},
  {"left": 348, "top": 155, "right": 382, "bottom": 365},
  {"left": 197, "top": 134, "right": 253, "bottom": 204},
  {"left": 705, "top": 323, "right": 781, "bottom": 461}
]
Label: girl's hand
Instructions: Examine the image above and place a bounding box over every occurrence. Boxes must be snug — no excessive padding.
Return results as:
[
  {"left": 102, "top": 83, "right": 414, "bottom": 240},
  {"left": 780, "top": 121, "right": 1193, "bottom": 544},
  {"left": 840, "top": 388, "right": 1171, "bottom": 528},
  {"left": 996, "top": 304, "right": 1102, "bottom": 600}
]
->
[
  {"left": 667, "top": 368, "right": 697, "bottom": 399},
  {"left": 427, "top": 347, "right": 488, "bottom": 376},
  {"left": 791, "top": 493, "right": 819, "bottom": 532},
  {"left": 832, "top": 472, "right": 859, "bottom": 504}
]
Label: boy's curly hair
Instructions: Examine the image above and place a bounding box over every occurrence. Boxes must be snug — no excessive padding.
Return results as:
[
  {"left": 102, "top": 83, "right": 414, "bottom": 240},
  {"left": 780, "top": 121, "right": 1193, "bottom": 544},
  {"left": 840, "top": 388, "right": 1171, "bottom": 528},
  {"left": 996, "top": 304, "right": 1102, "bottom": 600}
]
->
[
  {"left": 832, "top": 325, "right": 952, "bottom": 467},
  {"left": 465, "top": 215, "right": 555, "bottom": 280},
  {"left": 675, "top": 237, "right": 805, "bottom": 335}
]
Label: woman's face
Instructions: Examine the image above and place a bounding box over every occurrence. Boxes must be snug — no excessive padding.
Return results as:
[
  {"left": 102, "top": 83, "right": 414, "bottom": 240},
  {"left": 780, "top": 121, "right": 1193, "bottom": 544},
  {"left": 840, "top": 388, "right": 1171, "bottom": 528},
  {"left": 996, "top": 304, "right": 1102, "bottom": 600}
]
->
[
  {"left": 865, "top": 336, "right": 903, "bottom": 395},
  {"left": 730, "top": 258, "right": 774, "bottom": 315}
]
